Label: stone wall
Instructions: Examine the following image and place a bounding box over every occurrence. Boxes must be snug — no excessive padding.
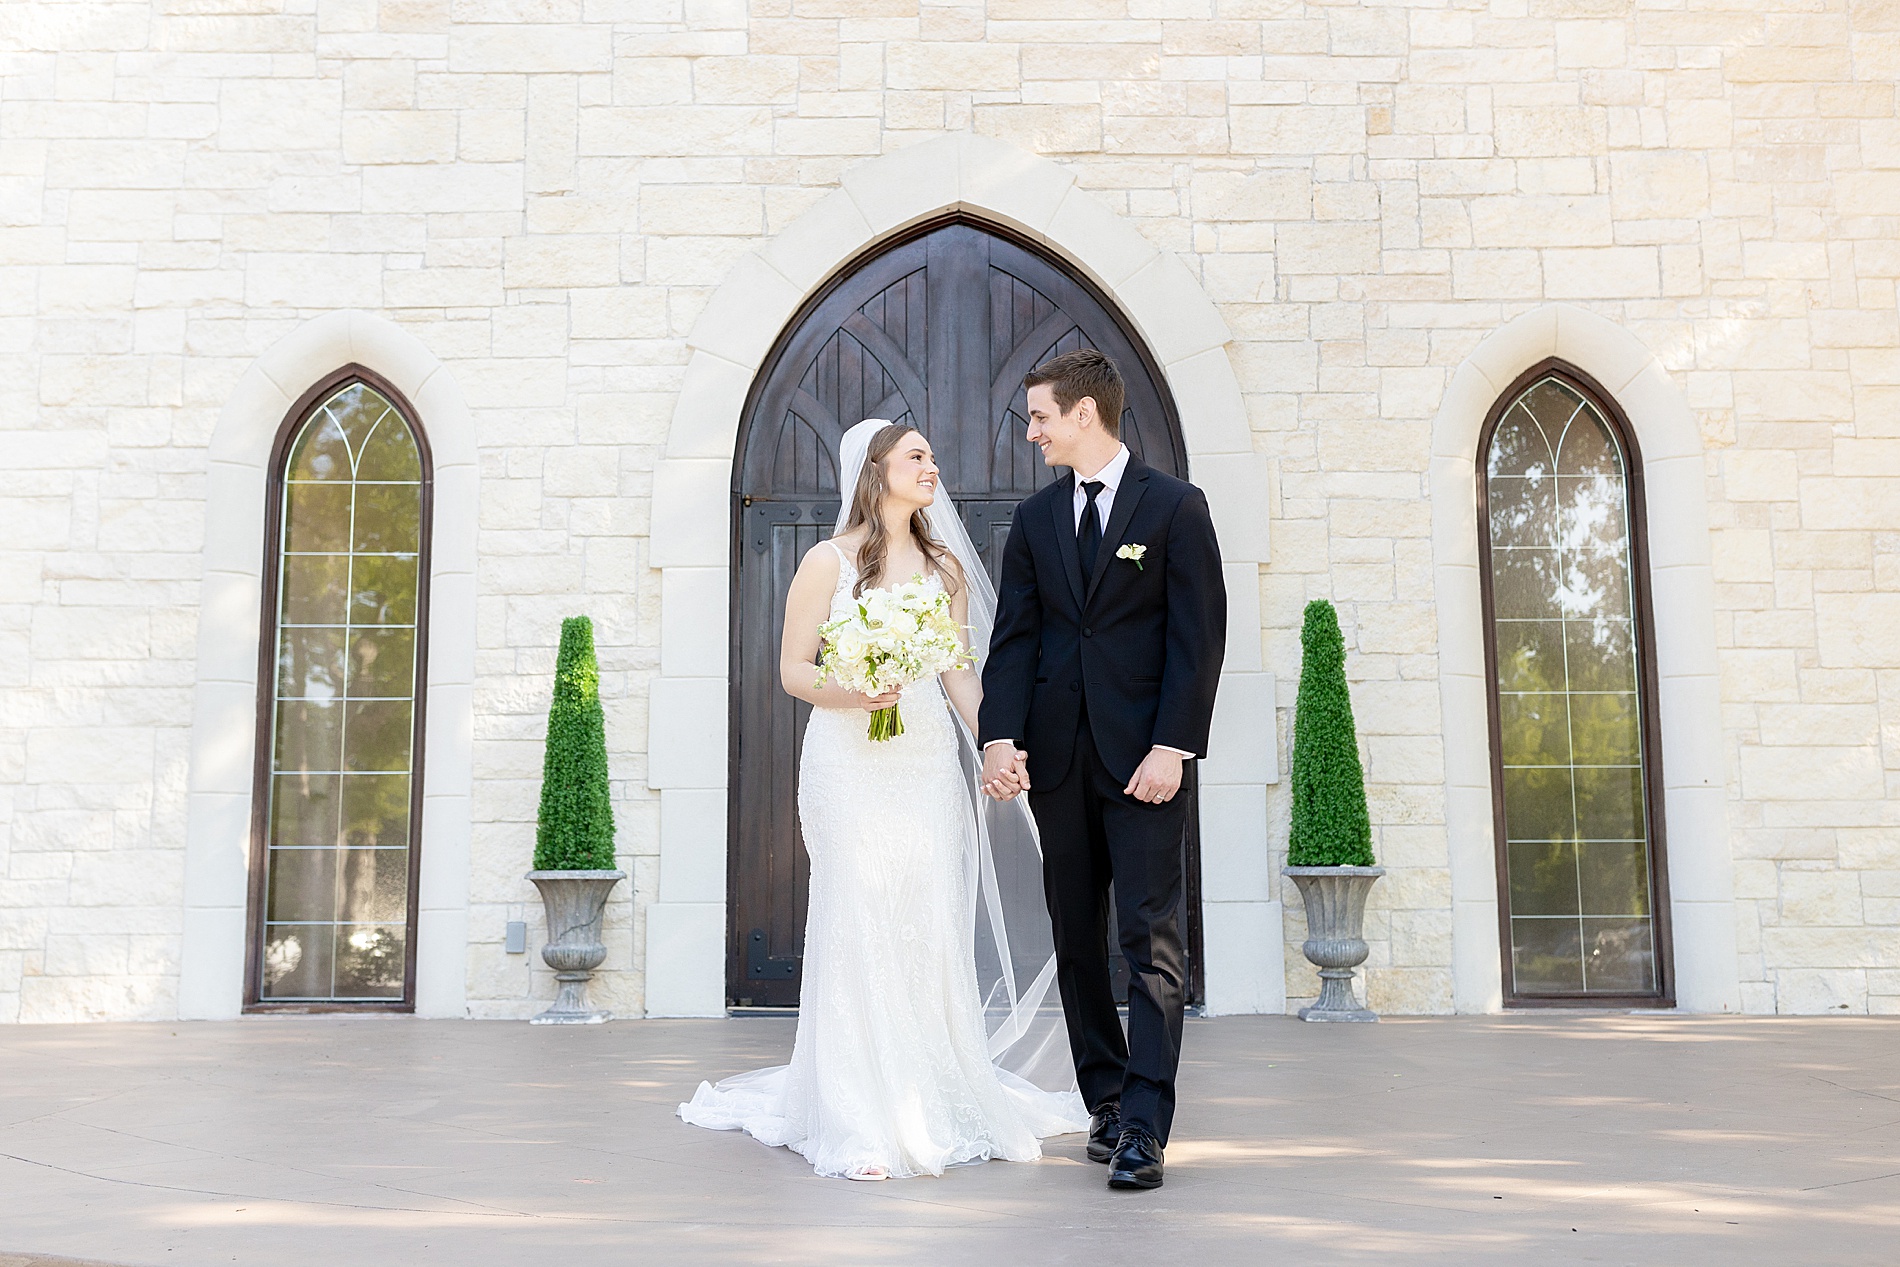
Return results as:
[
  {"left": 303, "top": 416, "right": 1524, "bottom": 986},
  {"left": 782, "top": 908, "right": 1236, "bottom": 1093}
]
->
[{"left": 1, "top": 0, "right": 1896, "bottom": 1020}]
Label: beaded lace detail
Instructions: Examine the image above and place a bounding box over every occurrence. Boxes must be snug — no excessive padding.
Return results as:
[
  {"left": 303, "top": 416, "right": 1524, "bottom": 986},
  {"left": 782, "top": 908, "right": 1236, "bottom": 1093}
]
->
[{"left": 679, "top": 541, "right": 1086, "bottom": 1178}]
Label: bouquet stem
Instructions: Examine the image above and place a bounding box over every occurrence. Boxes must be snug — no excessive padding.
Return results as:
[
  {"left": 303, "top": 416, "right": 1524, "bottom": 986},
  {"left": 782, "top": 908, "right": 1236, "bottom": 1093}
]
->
[{"left": 867, "top": 703, "right": 905, "bottom": 742}]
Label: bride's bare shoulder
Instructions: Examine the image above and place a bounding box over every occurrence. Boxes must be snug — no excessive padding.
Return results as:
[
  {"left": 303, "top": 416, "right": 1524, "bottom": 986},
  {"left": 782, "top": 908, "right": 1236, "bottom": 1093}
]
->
[{"left": 798, "top": 536, "right": 852, "bottom": 578}]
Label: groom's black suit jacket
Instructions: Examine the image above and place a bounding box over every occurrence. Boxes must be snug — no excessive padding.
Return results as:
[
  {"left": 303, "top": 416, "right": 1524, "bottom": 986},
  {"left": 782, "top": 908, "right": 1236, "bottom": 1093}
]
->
[{"left": 979, "top": 454, "right": 1227, "bottom": 788}]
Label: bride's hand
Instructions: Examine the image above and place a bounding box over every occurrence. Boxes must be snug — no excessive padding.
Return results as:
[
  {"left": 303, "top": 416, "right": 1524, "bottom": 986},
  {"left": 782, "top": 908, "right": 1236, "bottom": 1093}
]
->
[{"left": 856, "top": 689, "right": 902, "bottom": 712}]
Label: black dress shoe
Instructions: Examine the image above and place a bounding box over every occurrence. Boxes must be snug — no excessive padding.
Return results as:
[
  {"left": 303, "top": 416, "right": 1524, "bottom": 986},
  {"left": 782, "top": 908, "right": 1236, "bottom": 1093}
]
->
[
  {"left": 1086, "top": 1104, "right": 1122, "bottom": 1164},
  {"left": 1107, "top": 1126, "right": 1164, "bottom": 1190}
]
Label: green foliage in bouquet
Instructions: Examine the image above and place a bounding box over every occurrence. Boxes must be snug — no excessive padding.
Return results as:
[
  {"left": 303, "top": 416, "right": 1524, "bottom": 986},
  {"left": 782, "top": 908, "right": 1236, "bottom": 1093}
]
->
[
  {"left": 534, "top": 616, "right": 618, "bottom": 871},
  {"left": 1287, "top": 599, "right": 1375, "bottom": 868}
]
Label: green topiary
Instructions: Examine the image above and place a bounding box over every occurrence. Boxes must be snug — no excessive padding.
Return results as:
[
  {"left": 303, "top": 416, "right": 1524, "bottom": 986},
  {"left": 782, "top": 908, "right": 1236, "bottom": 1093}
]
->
[
  {"left": 534, "top": 616, "right": 618, "bottom": 871},
  {"left": 1287, "top": 599, "right": 1375, "bottom": 867}
]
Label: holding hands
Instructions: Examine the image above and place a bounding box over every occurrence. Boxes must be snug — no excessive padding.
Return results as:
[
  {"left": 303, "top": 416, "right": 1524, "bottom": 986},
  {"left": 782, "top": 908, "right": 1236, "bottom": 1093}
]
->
[{"left": 980, "top": 743, "right": 1031, "bottom": 801}]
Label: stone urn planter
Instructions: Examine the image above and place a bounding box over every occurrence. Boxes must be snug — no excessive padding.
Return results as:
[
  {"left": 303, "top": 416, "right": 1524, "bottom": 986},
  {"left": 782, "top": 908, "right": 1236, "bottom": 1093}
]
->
[
  {"left": 527, "top": 616, "right": 623, "bottom": 1026},
  {"left": 1284, "top": 601, "right": 1383, "bottom": 1023},
  {"left": 526, "top": 869, "right": 625, "bottom": 1024},
  {"left": 1284, "top": 865, "right": 1384, "bottom": 1022}
]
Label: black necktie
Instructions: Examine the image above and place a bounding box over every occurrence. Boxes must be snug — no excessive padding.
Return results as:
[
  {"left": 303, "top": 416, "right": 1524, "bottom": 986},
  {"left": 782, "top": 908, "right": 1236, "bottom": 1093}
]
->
[{"left": 1078, "top": 480, "right": 1105, "bottom": 578}]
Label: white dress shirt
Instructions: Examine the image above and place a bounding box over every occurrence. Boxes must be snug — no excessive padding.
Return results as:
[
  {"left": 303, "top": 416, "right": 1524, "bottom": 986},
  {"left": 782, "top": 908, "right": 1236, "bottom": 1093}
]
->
[
  {"left": 1073, "top": 443, "right": 1131, "bottom": 533},
  {"left": 986, "top": 443, "right": 1193, "bottom": 761}
]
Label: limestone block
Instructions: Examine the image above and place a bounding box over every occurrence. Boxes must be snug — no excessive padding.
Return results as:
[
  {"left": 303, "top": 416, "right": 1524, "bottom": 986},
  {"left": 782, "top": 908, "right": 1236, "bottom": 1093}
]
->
[
  {"left": 1452, "top": 308, "right": 1556, "bottom": 404},
  {"left": 342, "top": 109, "right": 457, "bottom": 165},
  {"left": 1814, "top": 594, "right": 1900, "bottom": 668},
  {"left": 503, "top": 234, "right": 621, "bottom": 289},
  {"left": 383, "top": 266, "right": 503, "bottom": 308},
  {"left": 1221, "top": 561, "right": 1262, "bottom": 673},
  {"left": 1230, "top": 105, "right": 1366, "bottom": 154},
  {"left": 1189, "top": 168, "right": 1310, "bottom": 222},
  {"left": 245, "top": 251, "right": 373, "bottom": 309},
  {"left": 693, "top": 55, "right": 798, "bottom": 104},
  {"left": 1450, "top": 249, "right": 1539, "bottom": 300},
  {"left": 1164, "top": 346, "right": 1251, "bottom": 458},
  {"left": 973, "top": 104, "right": 1104, "bottom": 155},
  {"left": 1773, "top": 968, "right": 1866, "bottom": 1014},
  {"left": 659, "top": 787, "right": 725, "bottom": 904},
  {"left": 1045, "top": 183, "right": 1160, "bottom": 288},
  {"left": 1733, "top": 371, "right": 1854, "bottom": 423},
  {"left": 1780, "top": 870, "right": 1865, "bottom": 926},
  {"left": 685, "top": 251, "right": 800, "bottom": 370},
  {"left": 773, "top": 116, "right": 879, "bottom": 157},
  {"left": 1193, "top": 449, "right": 1271, "bottom": 564},
  {"left": 1201, "top": 671, "right": 1277, "bottom": 787},
  {"left": 66, "top": 190, "right": 176, "bottom": 242},
  {"left": 887, "top": 41, "right": 1020, "bottom": 92},
  {"left": 29, "top": 607, "right": 148, "bottom": 663},
  {"left": 1499, "top": 106, "right": 1609, "bottom": 158},
  {"left": 1739, "top": 745, "right": 1885, "bottom": 802},
  {"left": 577, "top": 105, "right": 771, "bottom": 157},
  {"left": 540, "top": 445, "right": 619, "bottom": 497},
  {"left": 953, "top": 132, "right": 1078, "bottom": 238},
  {"left": 1200, "top": 900, "right": 1285, "bottom": 1016},
  {"left": 660, "top": 567, "right": 728, "bottom": 679},
  {"left": 1274, "top": 221, "right": 1379, "bottom": 276},
  {"left": 218, "top": 79, "right": 342, "bottom": 152},
  {"left": 1543, "top": 247, "right": 1660, "bottom": 299},
  {"left": 647, "top": 675, "right": 726, "bottom": 790},
  {"left": 448, "top": 25, "right": 611, "bottom": 73},
  {"left": 344, "top": 59, "right": 416, "bottom": 110},
  {"left": 758, "top": 188, "right": 874, "bottom": 294},
  {"left": 1801, "top": 479, "right": 1900, "bottom": 532},
  {"left": 1724, "top": 451, "right": 1799, "bottom": 501},
  {"left": 640, "top": 185, "right": 763, "bottom": 236},
  {"left": 413, "top": 906, "right": 469, "bottom": 1018},
  {"left": 1118, "top": 251, "right": 1231, "bottom": 366},
  {"left": 643, "top": 900, "right": 724, "bottom": 1016},
  {"left": 1198, "top": 784, "right": 1271, "bottom": 902},
  {"left": 1555, "top": 18, "right": 1627, "bottom": 68},
  {"left": 1469, "top": 195, "right": 1611, "bottom": 248},
  {"left": 361, "top": 162, "right": 522, "bottom": 213}
]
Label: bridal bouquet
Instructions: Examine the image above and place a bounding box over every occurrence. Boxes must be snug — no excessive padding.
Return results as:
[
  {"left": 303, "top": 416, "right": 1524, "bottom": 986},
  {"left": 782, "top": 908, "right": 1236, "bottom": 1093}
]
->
[{"left": 815, "top": 578, "right": 970, "bottom": 741}]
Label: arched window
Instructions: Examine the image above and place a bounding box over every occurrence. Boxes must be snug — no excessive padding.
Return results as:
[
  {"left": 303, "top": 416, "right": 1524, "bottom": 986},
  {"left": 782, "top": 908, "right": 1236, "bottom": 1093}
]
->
[
  {"left": 1478, "top": 362, "right": 1672, "bottom": 1005},
  {"left": 246, "top": 371, "right": 432, "bottom": 1009}
]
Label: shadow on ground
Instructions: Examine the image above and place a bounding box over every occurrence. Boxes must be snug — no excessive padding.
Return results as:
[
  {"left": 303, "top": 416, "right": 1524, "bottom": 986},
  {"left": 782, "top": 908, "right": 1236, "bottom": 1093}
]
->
[{"left": 3, "top": 1014, "right": 1897, "bottom": 1265}]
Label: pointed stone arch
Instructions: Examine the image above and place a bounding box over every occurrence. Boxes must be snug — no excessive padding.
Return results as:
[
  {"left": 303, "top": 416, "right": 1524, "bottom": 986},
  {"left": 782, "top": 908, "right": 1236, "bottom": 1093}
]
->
[
  {"left": 180, "top": 311, "right": 477, "bottom": 1020},
  {"left": 1430, "top": 304, "right": 1740, "bottom": 1014},
  {"left": 646, "top": 134, "right": 1276, "bottom": 1018}
]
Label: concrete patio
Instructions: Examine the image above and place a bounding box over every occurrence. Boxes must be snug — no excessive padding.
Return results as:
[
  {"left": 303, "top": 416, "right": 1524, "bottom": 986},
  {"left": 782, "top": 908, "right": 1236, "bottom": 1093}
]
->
[{"left": 1, "top": 1014, "right": 1895, "bottom": 1265}]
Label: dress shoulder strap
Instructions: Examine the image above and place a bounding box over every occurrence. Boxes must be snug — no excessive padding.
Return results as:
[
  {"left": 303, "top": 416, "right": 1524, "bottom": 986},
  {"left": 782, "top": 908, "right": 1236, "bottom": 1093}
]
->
[{"left": 823, "top": 539, "right": 859, "bottom": 582}]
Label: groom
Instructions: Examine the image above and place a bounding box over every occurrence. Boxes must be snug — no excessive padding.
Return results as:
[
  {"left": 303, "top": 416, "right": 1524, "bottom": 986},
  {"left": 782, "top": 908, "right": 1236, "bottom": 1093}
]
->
[{"left": 979, "top": 348, "right": 1225, "bottom": 1191}]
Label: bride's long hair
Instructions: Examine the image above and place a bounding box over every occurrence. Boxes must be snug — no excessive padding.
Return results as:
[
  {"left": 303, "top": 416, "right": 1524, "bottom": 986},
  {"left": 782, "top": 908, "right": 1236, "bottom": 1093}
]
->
[{"left": 841, "top": 424, "right": 962, "bottom": 600}]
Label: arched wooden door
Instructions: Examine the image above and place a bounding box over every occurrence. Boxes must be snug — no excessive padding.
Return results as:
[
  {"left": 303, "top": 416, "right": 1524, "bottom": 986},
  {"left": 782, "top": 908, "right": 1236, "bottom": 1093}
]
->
[{"left": 730, "top": 215, "right": 1202, "bottom": 1008}]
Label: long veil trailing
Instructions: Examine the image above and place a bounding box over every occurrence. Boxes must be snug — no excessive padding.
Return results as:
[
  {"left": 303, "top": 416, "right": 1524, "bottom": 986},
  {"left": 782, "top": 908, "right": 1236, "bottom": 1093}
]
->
[{"left": 835, "top": 419, "right": 1075, "bottom": 1093}]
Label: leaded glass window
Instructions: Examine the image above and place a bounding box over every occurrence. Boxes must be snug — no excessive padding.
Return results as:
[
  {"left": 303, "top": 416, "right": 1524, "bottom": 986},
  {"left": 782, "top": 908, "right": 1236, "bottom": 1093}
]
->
[
  {"left": 1481, "top": 371, "right": 1666, "bottom": 1000},
  {"left": 255, "top": 379, "right": 428, "bottom": 1005}
]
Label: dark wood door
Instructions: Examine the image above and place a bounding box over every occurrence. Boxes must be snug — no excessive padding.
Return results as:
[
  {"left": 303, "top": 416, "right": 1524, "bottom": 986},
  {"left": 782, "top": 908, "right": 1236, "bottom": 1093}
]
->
[{"left": 729, "top": 215, "right": 1202, "bottom": 1008}]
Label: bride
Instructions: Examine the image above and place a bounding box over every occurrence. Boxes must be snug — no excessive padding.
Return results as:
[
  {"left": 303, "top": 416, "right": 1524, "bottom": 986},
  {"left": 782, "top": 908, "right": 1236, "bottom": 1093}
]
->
[{"left": 678, "top": 418, "right": 1088, "bottom": 1180}]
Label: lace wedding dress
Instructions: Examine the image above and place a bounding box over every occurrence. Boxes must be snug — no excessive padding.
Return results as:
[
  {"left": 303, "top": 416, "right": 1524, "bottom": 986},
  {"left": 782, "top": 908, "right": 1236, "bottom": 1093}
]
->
[{"left": 678, "top": 543, "right": 1087, "bottom": 1179}]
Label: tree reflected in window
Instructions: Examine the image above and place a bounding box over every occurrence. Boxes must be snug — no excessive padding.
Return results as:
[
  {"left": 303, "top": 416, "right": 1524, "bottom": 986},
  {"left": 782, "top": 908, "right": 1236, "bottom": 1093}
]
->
[
  {"left": 1482, "top": 372, "right": 1664, "bottom": 999},
  {"left": 258, "top": 380, "right": 427, "bottom": 1004}
]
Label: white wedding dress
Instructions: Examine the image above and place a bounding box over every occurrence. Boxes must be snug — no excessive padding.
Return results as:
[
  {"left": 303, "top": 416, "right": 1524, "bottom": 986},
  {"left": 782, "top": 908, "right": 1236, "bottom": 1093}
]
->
[{"left": 678, "top": 543, "right": 1087, "bottom": 1179}]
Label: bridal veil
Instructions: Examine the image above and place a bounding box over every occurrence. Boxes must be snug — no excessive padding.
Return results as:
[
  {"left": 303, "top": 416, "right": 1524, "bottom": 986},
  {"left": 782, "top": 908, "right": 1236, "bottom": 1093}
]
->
[{"left": 835, "top": 418, "right": 1074, "bottom": 1093}]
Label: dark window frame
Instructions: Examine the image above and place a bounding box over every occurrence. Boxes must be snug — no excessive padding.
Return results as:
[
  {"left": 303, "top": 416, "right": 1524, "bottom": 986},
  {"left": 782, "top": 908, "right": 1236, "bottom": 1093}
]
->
[
  {"left": 1475, "top": 358, "right": 1676, "bottom": 1009},
  {"left": 242, "top": 364, "right": 435, "bottom": 1014}
]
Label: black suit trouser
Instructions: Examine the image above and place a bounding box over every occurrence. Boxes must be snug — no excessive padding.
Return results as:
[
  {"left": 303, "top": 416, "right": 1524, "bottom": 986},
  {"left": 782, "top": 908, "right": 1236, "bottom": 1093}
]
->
[{"left": 1029, "top": 715, "right": 1188, "bottom": 1145}]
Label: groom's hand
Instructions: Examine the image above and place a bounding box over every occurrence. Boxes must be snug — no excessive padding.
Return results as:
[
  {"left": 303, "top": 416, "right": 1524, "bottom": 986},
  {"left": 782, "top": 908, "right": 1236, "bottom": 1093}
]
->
[
  {"left": 1124, "top": 747, "right": 1184, "bottom": 804},
  {"left": 981, "top": 743, "right": 1031, "bottom": 800}
]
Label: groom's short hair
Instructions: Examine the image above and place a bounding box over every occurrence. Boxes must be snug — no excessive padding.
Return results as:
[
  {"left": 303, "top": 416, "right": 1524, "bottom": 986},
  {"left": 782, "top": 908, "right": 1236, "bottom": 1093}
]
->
[{"left": 1025, "top": 348, "right": 1125, "bottom": 439}]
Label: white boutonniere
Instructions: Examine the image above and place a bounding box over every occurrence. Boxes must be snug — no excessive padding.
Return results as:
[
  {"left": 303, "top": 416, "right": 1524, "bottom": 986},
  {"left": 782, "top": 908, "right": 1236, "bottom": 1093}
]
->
[{"left": 1116, "top": 543, "right": 1147, "bottom": 571}]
